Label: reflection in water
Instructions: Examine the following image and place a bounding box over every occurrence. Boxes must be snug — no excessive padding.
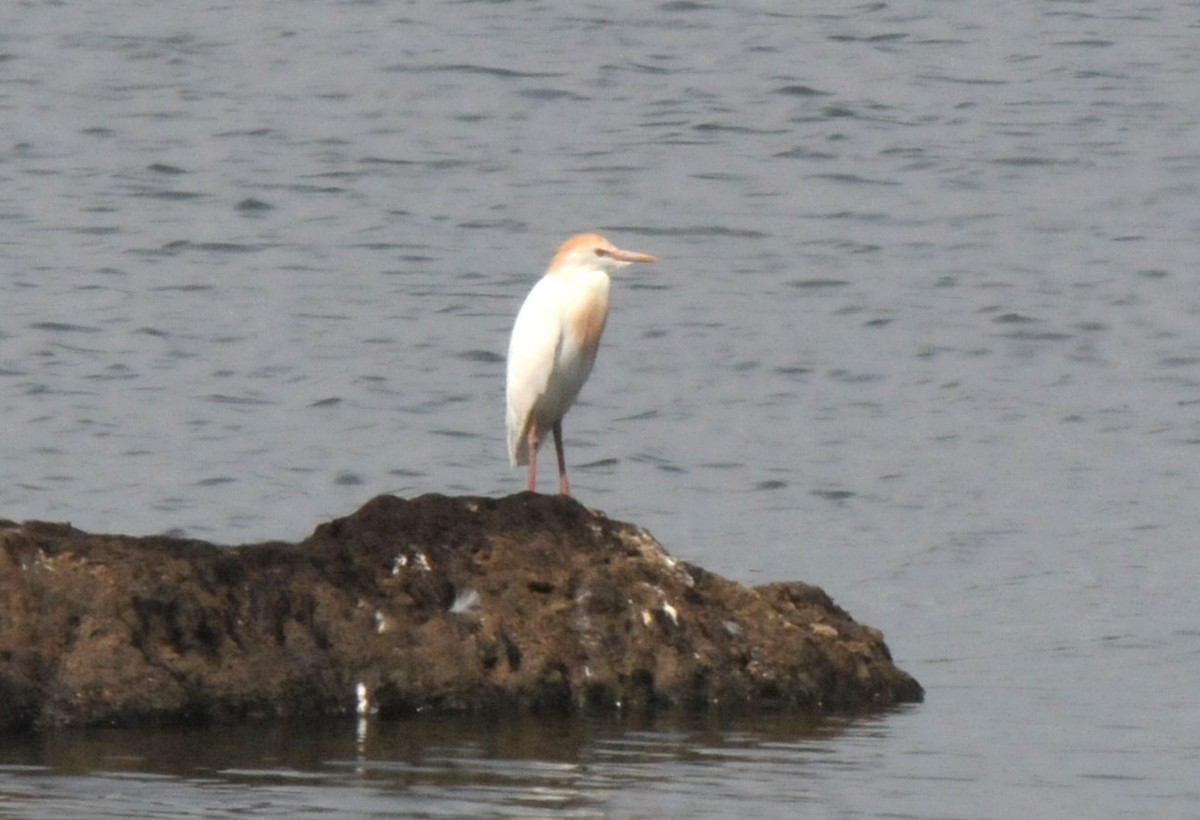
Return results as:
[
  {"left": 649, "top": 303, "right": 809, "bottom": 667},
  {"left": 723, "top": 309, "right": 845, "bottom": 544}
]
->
[{"left": 0, "top": 711, "right": 898, "bottom": 818}]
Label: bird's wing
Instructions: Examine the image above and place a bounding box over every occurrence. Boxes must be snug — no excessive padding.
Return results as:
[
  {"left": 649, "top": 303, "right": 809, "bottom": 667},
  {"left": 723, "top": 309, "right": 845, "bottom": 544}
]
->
[{"left": 506, "top": 276, "right": 565, "bottom": 465}]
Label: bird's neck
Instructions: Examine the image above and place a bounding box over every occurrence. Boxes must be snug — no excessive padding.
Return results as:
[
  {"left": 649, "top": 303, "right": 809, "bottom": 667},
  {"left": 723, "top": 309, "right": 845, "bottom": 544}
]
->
[{"left": 548, "top": 265, "right": 611, "bottom": 289}]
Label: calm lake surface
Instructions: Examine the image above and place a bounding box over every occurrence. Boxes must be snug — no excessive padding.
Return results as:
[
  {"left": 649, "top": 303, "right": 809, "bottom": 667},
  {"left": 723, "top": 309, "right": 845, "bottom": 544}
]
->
[{"left": 3, "top": 0, "right": 1199, "bottom": 817}]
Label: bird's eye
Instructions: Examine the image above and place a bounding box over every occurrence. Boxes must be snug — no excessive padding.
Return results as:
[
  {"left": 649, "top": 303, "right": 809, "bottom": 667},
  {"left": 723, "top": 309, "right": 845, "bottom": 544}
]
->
[{"left": 593, "top": 247, "right": 609, "bottom": 257}]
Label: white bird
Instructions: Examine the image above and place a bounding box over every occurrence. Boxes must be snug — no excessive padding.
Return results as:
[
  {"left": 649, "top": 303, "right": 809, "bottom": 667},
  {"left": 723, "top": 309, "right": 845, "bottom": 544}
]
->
[{"left": 506, "top": 233, "right": 657, "bottom": 495}]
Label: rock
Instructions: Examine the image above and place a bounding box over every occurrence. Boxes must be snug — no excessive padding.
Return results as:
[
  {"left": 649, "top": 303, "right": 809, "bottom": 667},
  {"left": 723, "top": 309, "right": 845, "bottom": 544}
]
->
[{"left": 0, "top": 494, "right": 922, "bottom": 730}]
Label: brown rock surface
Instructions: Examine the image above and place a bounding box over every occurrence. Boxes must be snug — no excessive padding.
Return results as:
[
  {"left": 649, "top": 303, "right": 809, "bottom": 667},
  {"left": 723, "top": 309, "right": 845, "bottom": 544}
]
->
[{"left": 0, "top": 493, "right": 922, "bottom": 730}]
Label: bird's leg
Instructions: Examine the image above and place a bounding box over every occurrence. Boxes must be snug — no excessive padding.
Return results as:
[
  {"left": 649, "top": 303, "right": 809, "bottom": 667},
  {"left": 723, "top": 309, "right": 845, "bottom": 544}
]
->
[
  {"left": 552, "top": 420, "right": 570, "bottom": 496},
  {"left": 526, "top": 421, "right": 540, "bottom": 492}
]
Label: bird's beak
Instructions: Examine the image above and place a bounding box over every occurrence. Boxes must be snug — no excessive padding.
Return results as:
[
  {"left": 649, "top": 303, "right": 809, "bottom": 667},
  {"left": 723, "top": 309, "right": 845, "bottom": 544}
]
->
[{"left": 608, "top": 247, "right": 657, "bottom": 264}]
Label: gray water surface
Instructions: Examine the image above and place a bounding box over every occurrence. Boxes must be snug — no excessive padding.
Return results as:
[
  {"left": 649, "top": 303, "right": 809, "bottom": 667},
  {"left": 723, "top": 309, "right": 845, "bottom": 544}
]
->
[{"left": 3, "top": 1, "right": 1199, "bottom": 817}]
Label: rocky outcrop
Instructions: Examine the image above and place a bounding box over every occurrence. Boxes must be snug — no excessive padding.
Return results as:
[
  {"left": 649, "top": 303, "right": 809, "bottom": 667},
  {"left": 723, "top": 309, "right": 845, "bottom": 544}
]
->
[{"left": 0, "top": 493, "right": 922, "bottom": 730}]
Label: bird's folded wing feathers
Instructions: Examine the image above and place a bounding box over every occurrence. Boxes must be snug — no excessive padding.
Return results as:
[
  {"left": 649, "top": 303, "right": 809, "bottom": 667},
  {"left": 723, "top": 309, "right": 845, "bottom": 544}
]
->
[{"left": 506, "top": 277, "right": 565, "bottom": 465}]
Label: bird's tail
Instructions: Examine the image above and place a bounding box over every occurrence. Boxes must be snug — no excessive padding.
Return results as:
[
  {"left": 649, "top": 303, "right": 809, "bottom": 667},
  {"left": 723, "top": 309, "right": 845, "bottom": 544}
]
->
[{"left": 507, "top": 407, "right": 530, "bottom": 466}]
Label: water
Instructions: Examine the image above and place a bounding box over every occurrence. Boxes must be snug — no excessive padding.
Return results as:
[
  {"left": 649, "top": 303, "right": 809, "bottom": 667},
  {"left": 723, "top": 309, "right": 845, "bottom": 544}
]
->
[{"left": 3, "top": 0, "right": 1199, "bottom": 816}]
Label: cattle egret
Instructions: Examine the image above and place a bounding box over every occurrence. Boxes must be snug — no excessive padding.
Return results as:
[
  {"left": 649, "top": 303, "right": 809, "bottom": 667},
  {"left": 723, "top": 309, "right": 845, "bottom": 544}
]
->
[{"left": 506, "top": 233, "right": 657, "bottom": 495}]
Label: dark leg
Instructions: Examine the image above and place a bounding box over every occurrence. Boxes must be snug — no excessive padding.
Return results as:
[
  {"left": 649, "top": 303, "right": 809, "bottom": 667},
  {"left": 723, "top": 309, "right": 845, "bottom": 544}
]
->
[
  {"left": 552, "top": 420, "right": 570, "bottom": 496},
  {"left": 526, "top": 421, "right": 540, "bottom": 492}
]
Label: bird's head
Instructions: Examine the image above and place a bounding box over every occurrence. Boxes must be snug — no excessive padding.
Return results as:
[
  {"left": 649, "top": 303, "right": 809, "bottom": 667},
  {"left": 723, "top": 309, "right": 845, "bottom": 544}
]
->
[{"left": 547, "top": 233, "right": 657, "bottom": 276}]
